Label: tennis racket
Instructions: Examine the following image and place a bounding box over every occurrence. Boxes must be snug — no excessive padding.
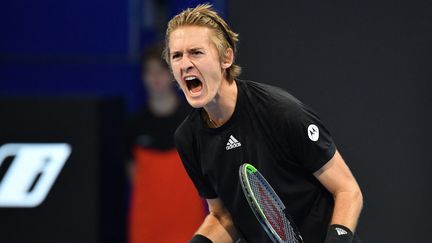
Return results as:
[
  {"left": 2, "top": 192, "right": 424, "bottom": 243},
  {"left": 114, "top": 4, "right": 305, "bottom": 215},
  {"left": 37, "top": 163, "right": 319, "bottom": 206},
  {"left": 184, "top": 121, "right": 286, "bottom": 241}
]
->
[{"left": 239, "top": 163, "right": 303, "bottom": 243}]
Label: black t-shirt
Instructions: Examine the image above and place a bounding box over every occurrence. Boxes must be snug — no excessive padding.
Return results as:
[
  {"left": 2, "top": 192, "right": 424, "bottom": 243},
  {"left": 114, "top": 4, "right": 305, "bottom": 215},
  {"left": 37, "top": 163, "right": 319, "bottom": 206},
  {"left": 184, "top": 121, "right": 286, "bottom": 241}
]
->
[
  {"left": 127, "top": 100, "right": 191, "bottom": 153},
  {"left": 174, "top": 80, "right": 336, "bottom": 243}
]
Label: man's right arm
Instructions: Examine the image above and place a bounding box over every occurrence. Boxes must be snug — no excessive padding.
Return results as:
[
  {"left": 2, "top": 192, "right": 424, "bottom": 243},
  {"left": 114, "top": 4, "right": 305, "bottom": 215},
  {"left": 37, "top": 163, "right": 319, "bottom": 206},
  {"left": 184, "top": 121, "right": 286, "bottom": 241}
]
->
[{"left": 192, "top": 198, "right": 239, "bottom": 243}]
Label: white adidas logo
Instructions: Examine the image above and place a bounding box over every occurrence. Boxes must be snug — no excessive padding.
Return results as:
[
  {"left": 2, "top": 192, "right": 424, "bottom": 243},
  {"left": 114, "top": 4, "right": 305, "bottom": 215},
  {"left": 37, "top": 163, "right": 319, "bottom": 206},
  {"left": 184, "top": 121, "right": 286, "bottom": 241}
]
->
[
  {"left": 226, "top": 135, "right": 241, "bottom": 150},
  {"left": 335, "top": 227, "right": 348, "bottom": 236}
]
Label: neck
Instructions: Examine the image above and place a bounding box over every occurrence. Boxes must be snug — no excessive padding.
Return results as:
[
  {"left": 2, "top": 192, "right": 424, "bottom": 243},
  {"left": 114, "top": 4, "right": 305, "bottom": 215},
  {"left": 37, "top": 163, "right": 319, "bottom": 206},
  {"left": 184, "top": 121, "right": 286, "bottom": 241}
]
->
[
  {"left": 148, "top": 90, "right": 179, "bottom": 117},
  {"left": 203, "top": 80, "right": 238, "bottom": 128}
]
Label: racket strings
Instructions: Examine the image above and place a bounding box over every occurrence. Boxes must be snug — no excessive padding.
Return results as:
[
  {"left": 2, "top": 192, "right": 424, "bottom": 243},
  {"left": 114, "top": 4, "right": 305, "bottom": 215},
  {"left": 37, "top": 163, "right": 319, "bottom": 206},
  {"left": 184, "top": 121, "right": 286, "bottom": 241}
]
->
[{"left": 249, "top": 172, "right": 300, "bottom": 243}]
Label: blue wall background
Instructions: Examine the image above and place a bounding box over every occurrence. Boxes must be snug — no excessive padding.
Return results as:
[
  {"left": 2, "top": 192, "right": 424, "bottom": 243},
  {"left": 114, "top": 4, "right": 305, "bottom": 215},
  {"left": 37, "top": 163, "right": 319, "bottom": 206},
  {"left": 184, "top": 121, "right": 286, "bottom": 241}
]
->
[{"left": 0, "top": 0, "right": 226, "bottom": 112}]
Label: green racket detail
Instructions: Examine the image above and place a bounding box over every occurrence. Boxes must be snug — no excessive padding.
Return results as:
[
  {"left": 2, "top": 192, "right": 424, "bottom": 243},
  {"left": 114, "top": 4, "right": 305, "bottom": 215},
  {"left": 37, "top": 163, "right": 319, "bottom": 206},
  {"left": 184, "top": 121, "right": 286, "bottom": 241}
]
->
[{"left": 239, "top": 163, "right": 303, "bottom": 243}]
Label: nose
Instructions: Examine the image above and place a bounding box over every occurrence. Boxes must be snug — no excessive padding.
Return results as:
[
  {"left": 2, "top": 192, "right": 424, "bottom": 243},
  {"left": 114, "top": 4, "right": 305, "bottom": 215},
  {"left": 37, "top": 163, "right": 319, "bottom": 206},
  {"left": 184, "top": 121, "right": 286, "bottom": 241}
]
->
[{"left": 180, "top": 56, "right": 194, "bottom": 73}]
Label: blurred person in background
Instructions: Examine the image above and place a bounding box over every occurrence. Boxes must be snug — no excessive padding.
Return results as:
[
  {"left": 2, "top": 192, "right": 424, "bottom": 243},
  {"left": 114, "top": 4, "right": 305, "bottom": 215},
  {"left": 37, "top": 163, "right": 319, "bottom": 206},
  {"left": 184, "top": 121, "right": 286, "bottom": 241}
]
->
[{"left": 126, "top": 43, "right": 205, "bottom": 243}]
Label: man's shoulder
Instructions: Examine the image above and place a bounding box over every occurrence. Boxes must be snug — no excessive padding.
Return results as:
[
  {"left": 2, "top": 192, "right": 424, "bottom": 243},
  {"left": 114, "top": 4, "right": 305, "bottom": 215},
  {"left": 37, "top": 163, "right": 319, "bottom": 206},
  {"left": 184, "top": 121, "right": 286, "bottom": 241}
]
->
[{"left": 238, "top": 79, "right": 303, "bottom": 113}]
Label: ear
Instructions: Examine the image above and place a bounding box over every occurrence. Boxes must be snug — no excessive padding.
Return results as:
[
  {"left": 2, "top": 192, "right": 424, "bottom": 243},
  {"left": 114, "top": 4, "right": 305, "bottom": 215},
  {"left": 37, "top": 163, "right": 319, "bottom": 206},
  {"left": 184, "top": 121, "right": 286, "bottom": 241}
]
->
[{"left": 221, "top": 48, "right": 234, "bottom": 69}]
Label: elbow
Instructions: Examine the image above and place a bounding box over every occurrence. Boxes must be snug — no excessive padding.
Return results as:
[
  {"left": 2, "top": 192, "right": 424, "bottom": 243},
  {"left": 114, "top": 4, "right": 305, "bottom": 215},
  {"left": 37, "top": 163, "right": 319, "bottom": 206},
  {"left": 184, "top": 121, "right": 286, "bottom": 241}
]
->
[
  {"left": 334, "top": 185, "right": 364, "bottom": 209},
  {"left": 353, "top": 187, "right": 363, "bottom": 209},
  {"left": 357, "top": 188, "right": 364, "bottom": 209}
]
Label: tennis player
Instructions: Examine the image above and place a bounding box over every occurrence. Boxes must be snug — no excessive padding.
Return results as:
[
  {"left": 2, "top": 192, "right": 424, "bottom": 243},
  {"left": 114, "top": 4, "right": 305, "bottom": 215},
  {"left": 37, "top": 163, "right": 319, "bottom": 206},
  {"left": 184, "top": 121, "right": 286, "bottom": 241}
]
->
[{"left": 165, "top": 4, "right": 363, "bottom": 243}]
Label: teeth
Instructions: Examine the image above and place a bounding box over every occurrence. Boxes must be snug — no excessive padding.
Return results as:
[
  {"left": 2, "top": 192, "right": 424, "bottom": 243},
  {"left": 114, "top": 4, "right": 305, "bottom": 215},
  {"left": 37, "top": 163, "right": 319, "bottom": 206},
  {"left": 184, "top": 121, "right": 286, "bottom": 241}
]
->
[{"left": 185, "top": 76, "right": 197, "bottom": 81}]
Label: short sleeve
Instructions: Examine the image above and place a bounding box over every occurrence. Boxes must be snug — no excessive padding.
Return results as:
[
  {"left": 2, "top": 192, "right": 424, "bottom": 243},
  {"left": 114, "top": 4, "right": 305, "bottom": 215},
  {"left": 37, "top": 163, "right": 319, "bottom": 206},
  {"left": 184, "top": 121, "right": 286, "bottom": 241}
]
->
[
  {"left": 174, "top": 124, "right": 218, "bottom": 198},
  {"left": 283, "top": 103, "right": 337, "bottom": 173}
]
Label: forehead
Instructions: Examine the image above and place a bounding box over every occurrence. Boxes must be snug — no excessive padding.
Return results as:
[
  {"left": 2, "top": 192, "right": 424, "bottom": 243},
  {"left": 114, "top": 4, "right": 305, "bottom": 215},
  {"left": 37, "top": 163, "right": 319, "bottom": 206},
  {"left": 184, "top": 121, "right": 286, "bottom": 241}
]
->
[{"left": 168, "top": 25, "right": 215, "bottom": 50}]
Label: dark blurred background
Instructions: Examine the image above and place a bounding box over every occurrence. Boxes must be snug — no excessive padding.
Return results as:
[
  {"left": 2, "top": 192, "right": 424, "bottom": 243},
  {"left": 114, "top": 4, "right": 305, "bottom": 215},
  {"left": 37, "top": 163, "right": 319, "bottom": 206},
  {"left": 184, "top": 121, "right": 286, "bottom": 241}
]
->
[
  {"left": 1, "top": 0, "right": 431, "bottom": 242},
  {"left": 229, "top": 1, "right": 432, "bottom": 242}
]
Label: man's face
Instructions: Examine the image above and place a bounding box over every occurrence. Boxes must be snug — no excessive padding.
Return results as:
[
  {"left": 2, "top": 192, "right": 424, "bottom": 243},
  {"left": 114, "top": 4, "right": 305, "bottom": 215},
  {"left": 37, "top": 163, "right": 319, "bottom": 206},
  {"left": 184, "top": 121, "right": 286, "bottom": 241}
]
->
[{"left": 168, "top": 25, "right": 228, "bottom": 108}]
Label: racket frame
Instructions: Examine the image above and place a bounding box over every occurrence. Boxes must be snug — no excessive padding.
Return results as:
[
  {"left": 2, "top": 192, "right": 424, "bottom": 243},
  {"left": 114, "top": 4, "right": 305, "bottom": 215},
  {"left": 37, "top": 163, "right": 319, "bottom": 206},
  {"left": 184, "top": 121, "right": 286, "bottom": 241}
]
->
[{"left": 239, "top": 163, "right": 303, "bottom": 243}]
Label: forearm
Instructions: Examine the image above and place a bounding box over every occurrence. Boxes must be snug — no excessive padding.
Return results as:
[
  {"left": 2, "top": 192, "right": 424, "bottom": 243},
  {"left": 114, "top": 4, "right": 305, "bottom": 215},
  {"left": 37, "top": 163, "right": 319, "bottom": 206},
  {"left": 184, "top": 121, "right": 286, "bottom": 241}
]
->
[
  {"left": 314, "top": 151, "right": 363, "bottom": 233},
  {"left": 195, "top": 213, "right": 237, "bottom": 243},
  {"left": 330, "top": 189, "right": 363, "bottom": 232}
]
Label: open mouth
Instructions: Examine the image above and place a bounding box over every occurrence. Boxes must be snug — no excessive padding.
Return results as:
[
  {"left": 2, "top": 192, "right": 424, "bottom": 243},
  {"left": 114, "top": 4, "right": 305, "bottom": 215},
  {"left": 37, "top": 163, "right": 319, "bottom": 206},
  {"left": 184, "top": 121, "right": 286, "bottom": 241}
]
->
[{"left": 185, "top": 77, "right": 203, "bottom": 94}]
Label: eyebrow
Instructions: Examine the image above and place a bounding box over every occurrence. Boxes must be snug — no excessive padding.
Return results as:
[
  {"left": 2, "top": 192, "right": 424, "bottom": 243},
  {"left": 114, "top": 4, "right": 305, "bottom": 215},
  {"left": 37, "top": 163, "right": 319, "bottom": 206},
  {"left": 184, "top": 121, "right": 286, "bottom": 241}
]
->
[
  {"left": 171, "top": 47, "right": 204, "bottom": 53},
  {"left": 170, "top": 47, "right": 204, "bottom": 57},
  {"left": 189, "top": 47, "right": 204, "bottom": 52}
]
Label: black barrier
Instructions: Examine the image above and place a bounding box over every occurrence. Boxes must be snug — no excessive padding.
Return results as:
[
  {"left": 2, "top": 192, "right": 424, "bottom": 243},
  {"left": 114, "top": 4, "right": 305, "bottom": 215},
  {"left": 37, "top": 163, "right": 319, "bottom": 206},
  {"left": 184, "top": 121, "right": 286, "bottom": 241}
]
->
[{"left": 0, "top": 97, "right": 127, "bottom": 243}]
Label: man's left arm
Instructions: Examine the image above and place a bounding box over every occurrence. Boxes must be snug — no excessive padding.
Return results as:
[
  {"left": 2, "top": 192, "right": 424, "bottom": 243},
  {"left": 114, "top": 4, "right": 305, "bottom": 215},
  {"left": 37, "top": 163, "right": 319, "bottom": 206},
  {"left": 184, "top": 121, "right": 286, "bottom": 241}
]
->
[{"left": 313, "top": 150, "right": 363, "bottom": 239}]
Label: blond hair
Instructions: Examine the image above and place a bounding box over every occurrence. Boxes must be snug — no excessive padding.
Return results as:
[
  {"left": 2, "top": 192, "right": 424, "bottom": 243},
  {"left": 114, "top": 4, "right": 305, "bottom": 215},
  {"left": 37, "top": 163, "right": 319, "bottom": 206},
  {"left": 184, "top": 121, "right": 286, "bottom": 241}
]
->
[{"left": 163, "top": 3, "right": 241, "bottom": 82}]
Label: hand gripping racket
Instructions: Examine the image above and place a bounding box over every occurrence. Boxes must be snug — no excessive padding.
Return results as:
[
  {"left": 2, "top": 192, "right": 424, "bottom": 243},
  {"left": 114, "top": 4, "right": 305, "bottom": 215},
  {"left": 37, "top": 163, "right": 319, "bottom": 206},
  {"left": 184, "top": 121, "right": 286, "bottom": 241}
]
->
[{"left": 239, "top": 163, "right": 304, "bottom": 243}]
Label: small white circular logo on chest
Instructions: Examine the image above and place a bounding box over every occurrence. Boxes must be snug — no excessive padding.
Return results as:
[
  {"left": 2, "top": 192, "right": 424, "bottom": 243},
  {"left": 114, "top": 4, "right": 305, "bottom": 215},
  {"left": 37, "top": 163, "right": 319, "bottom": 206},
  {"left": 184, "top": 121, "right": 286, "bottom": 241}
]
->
[{"left": 307, "top": 124, "right": 319, "bottom": 141}]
